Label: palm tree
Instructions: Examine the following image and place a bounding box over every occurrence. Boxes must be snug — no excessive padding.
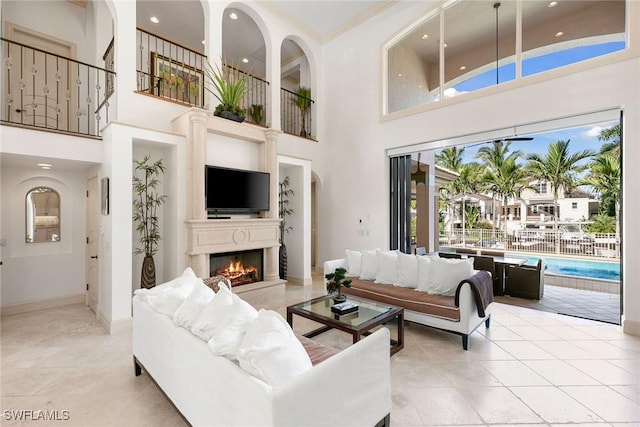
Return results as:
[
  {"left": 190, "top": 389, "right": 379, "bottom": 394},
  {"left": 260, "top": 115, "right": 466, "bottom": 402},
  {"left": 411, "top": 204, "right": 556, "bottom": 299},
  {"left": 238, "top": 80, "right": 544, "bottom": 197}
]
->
[
  {"left": 598, "top": 123, "right": 621, "bottom": 157},
  {"left": 491, "top": 157, "right": 529, "bottom": 248},
  {"left": 581, "top": 153, "right": 620, "bottom": 238},
  {"left": 436, "top": 146, "right": 465, "bottom": 242},
  {"left": 451, "top": 162, "right": 483, "bottom": 245},
  {"left": 435, "top": 146, "right": 465, "bottom": 172},
  {"left": 476, "top": 141, "right": 523, "bottom": 231},
  {"left": 526, "top": 140, "right": 595, "bottom": 253}
]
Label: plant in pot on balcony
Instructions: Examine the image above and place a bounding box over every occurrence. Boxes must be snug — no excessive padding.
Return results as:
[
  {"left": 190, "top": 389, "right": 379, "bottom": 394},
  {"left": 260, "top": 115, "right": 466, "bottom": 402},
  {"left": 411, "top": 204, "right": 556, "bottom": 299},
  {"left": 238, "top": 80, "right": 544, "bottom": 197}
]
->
[
  {"left": 248, "top": 104, "right": 264, "bottom": 126},
  {"left": 203, "top": 61, "right": 247, "bottom": 122},
  {"left": 278, "top": 176, "right": 294, "bottom": 280},
  {"left": 133, "top": 155, "right": 167, "bottom": 289},
  {"left": 325, "top": 267, "right": 352, "bottom": 303},
  {"left": 293, "top": 86, "right": 312, "bottom": 138}
]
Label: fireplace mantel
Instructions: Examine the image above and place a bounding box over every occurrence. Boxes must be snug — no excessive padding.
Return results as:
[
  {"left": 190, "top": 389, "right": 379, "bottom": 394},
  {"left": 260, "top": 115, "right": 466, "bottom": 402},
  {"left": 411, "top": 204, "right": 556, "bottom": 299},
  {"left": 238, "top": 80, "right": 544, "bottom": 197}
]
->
[{"left": 185, "top": 218, "right": 280, "bottom": 256}]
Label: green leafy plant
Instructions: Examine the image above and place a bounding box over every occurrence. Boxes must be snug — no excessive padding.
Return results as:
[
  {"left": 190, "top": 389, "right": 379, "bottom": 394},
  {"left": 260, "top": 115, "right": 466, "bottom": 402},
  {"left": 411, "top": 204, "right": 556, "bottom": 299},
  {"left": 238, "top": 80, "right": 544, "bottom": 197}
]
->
[
  {"left": 203, "top": 61, "right": 247, "bottom": 119},
  {"left": 132, "top": 155, "right": 167, "bottom": 257},
  {"left": 248, "top": 103, "right": 264, "bottom": 125},
  {"left": 293, "top": 86, "right": 312, "bottom": 137},
  {"left": 325, "top": 267, "right": 352, "bottom": 299},
  {"left": 279, "top": 176, "right": 294, "bottom": 245}
]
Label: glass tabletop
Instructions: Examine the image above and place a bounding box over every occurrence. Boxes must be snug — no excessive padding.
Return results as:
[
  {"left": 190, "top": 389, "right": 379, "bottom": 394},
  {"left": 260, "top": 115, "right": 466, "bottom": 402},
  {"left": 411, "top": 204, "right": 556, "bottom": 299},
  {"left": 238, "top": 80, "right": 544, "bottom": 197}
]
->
[{"left": 292, "top": 295, "right": 397, "bottom": 327}]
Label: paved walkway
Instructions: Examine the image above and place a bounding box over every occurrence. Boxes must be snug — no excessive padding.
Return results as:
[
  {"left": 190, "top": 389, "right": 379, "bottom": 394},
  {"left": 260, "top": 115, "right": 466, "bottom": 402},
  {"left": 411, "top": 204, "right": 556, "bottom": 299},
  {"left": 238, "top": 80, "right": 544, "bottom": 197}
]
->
[{"left": 495, "top": 285, "right": 621, "bottom": 324}]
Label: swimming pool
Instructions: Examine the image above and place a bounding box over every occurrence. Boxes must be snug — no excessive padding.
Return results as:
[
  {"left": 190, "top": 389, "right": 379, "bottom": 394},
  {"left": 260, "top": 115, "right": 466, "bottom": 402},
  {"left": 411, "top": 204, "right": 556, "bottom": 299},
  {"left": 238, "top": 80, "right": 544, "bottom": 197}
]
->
[{"left": 507, "top": 254, "right": 620, "bottom": 281}]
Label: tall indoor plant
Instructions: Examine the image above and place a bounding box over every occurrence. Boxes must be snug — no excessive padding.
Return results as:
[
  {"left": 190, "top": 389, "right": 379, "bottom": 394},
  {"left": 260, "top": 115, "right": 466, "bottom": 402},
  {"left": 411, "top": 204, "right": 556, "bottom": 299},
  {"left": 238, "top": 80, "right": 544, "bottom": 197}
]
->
[
  {"left": 133, "top": 155, "right": 167, "bottom": 288},
  {"left": 293, "top": 86, "right": 312, "bottom": 137},
  {"left": 203, "top": 61, "right": 248, "bottom": 122},
  {"left": 278, "top": 176, "right": 294, "bottom": 280}
]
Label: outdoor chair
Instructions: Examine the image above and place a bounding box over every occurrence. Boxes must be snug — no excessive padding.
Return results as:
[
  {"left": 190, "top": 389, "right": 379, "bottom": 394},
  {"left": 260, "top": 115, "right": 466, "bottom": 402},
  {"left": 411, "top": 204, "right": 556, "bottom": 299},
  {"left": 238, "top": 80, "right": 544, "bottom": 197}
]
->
[
  {"left": 469, "top": 255, "right": 498, "bottom": 295},
  {"left": 415, "top": 246, "right": 427, "bottom": 256},
  {"left": 480, "top": 249, "right": 505, "bottom": 258},
  {"left": 505, "top": 259, "right": 545, "bottom": 300},
  {"left": 438, "top": 252, "right": 462, "bottom": 259}
]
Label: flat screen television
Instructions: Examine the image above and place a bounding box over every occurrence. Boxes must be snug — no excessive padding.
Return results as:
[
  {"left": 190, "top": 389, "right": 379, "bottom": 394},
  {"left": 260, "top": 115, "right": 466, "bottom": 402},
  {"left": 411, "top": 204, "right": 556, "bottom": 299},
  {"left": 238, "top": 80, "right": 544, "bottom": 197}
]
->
[{"left": 205, "top": 165, "right": 270, "bottom": 214}]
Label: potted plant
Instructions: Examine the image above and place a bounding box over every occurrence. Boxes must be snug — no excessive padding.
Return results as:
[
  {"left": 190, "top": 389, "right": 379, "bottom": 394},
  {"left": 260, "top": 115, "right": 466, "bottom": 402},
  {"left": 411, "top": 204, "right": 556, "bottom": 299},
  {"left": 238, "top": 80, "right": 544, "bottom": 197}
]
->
[
  {"left": 248, "top": 104, "right": 264, "bottom": 125},
  {"left": 325, "top": 267, "right": 352, "bottom": 303},
  {"left": 293, "top": 86, "right": 312, "bottom": 137},
  {"left": 279, "top": 176, "right": 294, "bottom": 280},
  {"left": 133, "top": 155, "right": 167, "bottom": 289},
  {"left": 203, "top": 61, "right": 247, "bottom": 122}
]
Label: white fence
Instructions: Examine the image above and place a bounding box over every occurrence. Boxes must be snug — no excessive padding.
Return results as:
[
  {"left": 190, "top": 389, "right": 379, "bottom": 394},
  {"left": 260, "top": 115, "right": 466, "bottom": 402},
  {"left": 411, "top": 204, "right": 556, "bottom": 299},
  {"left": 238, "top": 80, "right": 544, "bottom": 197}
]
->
[{"left": 439, "top": 229, "right": 620, "bottom": 259}]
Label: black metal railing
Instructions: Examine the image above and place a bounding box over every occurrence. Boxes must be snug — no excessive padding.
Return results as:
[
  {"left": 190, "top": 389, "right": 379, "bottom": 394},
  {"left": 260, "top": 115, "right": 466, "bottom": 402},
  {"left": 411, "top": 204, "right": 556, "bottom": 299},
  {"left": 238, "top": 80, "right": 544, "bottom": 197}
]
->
[
  {"left": 136, "top": 28, "right": 206, "bottom": 108},
  {"left": 223, "top": 64, "right": 269, "bottom": 126},
  {"left": 281, "top": 88, "right": 314, "bottom": 138},
  {"left": 1, "top": 37, "right": 115, "bottom": 138}
]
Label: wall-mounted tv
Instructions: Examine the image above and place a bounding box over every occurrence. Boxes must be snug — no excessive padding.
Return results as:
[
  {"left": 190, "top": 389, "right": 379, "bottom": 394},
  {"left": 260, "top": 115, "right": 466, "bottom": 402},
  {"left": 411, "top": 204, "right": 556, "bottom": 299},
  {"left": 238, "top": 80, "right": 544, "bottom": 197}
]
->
[{"left": 205, "top": 165, "right": 270, "bottom": 214}]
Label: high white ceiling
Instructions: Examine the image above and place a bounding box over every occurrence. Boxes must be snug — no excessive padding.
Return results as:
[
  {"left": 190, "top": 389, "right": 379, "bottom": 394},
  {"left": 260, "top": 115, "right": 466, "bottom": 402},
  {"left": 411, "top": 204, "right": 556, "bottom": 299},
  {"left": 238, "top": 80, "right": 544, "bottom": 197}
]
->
[{"left": 136, "top": 0, "right": 392, "bottom": 60}]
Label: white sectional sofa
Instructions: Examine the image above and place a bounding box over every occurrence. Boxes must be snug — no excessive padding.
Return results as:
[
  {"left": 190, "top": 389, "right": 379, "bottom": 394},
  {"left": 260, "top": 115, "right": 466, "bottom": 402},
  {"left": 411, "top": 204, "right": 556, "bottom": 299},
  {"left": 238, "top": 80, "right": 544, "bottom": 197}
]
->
[
  {"left": 132, "top": 292, "right": 392, "bottom": 426},
  {"left": 324, "top": 251, "right": 494, "bottom": 350}
]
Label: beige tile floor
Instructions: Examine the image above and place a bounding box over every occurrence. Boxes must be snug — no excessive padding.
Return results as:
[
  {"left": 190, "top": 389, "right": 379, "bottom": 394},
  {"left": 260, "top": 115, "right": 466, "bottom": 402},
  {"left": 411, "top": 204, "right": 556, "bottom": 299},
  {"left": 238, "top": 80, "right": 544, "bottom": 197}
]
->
[{"left": 2, "top": 275, "right": 640, "bottom": 427}]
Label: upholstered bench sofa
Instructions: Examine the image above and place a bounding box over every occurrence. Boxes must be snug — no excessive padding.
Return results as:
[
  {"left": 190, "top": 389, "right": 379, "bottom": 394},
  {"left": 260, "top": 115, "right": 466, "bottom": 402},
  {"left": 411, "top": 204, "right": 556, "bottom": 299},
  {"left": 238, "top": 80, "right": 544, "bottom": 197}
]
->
[
  {"left": 132, "top": 268, "right": 392, "bottom": 427},
  {"left": 324, "top": 250, "right": 493, "bottom": 350}
]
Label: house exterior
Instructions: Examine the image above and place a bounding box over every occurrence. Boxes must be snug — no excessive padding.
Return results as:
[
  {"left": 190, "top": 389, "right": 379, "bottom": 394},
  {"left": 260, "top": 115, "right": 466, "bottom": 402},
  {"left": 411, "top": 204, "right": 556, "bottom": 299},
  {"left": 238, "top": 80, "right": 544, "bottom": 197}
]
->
[{"left": 1, "top": 0, "right": 638, "bottom": 338}]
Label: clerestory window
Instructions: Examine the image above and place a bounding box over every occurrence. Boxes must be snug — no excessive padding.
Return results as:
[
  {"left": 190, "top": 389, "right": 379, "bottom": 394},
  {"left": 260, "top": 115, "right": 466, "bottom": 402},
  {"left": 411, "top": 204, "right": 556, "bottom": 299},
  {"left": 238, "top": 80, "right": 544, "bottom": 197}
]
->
[{"left": 385, "top": 0, "right": 626, "bottom": 114}]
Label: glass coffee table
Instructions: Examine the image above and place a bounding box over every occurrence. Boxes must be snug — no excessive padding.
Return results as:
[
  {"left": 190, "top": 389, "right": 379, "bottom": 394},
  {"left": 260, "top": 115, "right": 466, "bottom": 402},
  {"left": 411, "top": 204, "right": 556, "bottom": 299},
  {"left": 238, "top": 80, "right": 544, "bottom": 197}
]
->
[{"left": 286, "top": 294, "right": 404, "bottom": 355}]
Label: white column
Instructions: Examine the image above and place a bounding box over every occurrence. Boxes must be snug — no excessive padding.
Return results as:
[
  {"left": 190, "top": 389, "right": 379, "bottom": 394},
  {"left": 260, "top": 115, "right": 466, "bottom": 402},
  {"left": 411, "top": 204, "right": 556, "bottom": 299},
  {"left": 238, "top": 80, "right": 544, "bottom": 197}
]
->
[{"left": 263, "top": 129, "right": 281, "bottom": 281}]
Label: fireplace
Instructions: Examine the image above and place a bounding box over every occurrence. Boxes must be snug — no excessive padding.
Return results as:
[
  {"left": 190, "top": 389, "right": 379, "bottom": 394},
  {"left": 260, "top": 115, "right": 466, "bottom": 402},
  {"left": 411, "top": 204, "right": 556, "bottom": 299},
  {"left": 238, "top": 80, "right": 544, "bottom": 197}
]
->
[{"left": 210, "top": 249, "right": 263, "bottom": 287}]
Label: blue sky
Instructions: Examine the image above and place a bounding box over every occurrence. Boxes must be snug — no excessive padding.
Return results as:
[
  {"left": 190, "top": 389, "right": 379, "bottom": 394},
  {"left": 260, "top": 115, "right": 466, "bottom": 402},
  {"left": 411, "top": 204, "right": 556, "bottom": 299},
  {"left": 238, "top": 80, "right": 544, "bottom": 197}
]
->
[{"left": 460, "top": 121, "right": 618, "bottom": 164}]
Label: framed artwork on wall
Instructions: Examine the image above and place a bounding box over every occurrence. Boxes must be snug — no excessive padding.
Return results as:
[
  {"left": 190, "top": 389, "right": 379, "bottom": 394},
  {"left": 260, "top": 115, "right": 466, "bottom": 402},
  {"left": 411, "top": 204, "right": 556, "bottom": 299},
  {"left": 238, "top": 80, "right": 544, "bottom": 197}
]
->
[{"left": 151, "top": 53, "right": 204, "bottom": 107}]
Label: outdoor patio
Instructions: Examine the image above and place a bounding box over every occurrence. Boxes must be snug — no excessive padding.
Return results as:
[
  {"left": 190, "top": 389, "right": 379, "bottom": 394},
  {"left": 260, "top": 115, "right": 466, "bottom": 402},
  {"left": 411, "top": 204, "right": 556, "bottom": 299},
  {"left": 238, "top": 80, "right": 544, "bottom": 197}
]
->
[{"left": 496, "top": 284, "right": 621, "bottom": 325}]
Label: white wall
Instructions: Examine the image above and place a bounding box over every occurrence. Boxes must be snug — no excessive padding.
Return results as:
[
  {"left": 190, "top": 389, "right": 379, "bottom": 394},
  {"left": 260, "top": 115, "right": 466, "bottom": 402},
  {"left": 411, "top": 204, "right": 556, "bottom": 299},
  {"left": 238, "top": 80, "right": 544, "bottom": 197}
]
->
[
  {"left": 315, "top": 1, "right": 640, "bottom": 332},
  {"left": 0, "top": 166, "right": 87, "bottom": 307},
  {"left": 278, "top": 156, "right": 312, "bottom": 285},
  {"left": 558, "top": 198, "right": 591, "bottom": 222}
]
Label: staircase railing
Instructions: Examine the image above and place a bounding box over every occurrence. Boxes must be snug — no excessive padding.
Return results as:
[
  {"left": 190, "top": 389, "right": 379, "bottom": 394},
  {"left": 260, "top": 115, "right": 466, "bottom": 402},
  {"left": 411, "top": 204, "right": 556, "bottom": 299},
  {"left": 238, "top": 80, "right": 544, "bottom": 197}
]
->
[{"left": 1, "top": 37, "right": 115, "bottom": 138}]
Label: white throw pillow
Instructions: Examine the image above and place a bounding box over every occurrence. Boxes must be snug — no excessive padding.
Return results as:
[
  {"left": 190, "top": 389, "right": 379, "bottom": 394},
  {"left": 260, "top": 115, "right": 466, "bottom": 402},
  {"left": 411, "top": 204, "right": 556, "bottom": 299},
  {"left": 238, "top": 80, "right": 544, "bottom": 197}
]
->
[
  {"left": 172, "top": 279, "right": 215, "bottom": 329},
  {"left": 191, "top": 284, "right": 235, "bottom": 341},
  {"left": 237, "top": 310, "right": 312, "bottom": 387},
  {"left": 374, "top": 251, "right": 398, "bottom": 285},
  {"left": 134, "top": 267, "right": 196, "bottom": 297},
  {"left": 359, "top": 249, "right": 379, "bottom": 280},
  {"left": 207, "top": 296, "right": 258, "bottom": 360},
  {"left": 416, "top": 256, "right": 434, "bottom": 292},
  {"left": 427, "top": 257, "right": 475, "bottom": 296},
  {"left": 396, "top": 253, "right": 418, "bottom": 288},
  {"left": 345, "top": 249, "right": 362, "bottom": 277},
  {"left": 143, "top": 268, "right": 198, "bottom": 316}
]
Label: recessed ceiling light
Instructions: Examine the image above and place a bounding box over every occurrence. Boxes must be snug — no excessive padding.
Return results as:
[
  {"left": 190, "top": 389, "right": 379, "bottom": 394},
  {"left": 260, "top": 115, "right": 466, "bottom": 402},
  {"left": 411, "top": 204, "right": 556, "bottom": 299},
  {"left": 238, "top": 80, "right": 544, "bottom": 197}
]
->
[
  {"left": 555, "top": 31, "right": 564, "bottom": 37},
  {"left": 443, "top": 43, "right": 448, "bottom": 48},
  {"left": 421, "top": 34, "right": 429, "bottom": 40},
  {"left": 418, "top": 85, "right": 423, "bottom": 88},
  {"left": 548, "top": 1, "right": 558, "bottom": 7},
  {"left": 242, "top": 58, "right": 249, "bottom": 63},
  {"left": 459, "top": 66, "right": 467, "bottom": 70},
  {"left": 150, "top": 16, "right": 159, "bottom": 24},
  {"left": 398, "top": 73, "right": 403, "bottom": 77},
  {"left": 229, "top": 12, "right": 238, "bottom": 20},
  {"left": 202, "top": 40, "right": 205, "bottom": 45},
  {"left": 37, "top": 163, "right": 52, "bottom": 169}
]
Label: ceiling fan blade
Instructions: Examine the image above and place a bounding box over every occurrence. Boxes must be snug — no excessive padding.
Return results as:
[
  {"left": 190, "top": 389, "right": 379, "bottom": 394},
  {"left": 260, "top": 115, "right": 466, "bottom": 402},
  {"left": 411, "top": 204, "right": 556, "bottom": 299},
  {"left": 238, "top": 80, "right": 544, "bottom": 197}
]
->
[{"left": 504, "top": 137, "right": 534, "bottom": 141}]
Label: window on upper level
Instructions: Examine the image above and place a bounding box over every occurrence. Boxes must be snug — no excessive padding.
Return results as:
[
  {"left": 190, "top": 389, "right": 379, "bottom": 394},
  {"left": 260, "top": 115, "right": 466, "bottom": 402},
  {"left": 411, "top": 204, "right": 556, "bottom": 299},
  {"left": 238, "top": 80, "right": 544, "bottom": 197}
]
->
[{"left": 385, "top": 0, "right": 627, "bottom": 114}]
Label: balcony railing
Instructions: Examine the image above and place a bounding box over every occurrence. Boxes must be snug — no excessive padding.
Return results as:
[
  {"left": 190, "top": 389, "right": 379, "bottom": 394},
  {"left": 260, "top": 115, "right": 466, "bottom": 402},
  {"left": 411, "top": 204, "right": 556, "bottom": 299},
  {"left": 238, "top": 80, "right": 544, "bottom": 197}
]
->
[
  {"left": 281, "top": 88, "right": 314, "bottom": 139},
  {"left": 1, "top": 37, "right": 115, "bottom": 138},
  {"left": 439, "top": 229, "right": 620, "bottom": 259},
  {"left": 136, "top": 28, "right": 205, "bottom": 108}
]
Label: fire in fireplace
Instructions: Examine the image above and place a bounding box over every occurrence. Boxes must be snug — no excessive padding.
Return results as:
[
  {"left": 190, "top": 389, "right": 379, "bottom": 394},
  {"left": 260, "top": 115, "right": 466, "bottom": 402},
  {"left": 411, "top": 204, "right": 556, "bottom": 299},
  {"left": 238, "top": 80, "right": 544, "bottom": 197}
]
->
[{"left": 210, "top": 249, "right": 263, "bottom": 287}]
